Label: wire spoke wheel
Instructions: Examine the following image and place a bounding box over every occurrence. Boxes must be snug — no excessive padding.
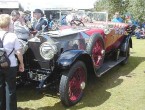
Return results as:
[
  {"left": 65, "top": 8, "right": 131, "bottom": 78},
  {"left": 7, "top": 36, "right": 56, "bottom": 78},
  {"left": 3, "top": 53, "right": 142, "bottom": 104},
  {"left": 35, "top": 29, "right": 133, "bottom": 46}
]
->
[
  {"left": 92, "top": 39, "right": 104, "bottom": 67},
  {"left": 87, "top": 33, "right": 105, "bottom": 70},
  {"left": 69, "top": 67, "right": 86, "bottom": 101},
  {"left": 59, "top": 61, "right": 87, "bottom": 106}
]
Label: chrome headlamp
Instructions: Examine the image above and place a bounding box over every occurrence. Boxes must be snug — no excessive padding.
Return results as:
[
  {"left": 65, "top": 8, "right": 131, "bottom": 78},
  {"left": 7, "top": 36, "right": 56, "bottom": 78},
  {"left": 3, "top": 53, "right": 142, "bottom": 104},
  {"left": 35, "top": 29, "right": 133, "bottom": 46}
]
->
[{"left": 40, "top": 42, "right": 57, "bottom": 60}]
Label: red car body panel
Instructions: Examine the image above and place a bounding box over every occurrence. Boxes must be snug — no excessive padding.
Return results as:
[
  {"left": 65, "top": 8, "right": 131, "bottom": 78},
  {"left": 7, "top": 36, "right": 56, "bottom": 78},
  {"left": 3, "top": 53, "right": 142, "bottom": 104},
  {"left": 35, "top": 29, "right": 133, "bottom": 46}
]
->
[{"left": 84, "top": 22, "right": 129, "bottom": 52}]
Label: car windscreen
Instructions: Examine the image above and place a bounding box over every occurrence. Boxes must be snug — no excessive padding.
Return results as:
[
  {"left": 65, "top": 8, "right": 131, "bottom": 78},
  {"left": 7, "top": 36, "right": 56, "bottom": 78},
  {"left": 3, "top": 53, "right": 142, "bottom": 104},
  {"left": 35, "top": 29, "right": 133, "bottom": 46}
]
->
[{"left": 87, "top": 12, "right": 108, "bottom": 22}]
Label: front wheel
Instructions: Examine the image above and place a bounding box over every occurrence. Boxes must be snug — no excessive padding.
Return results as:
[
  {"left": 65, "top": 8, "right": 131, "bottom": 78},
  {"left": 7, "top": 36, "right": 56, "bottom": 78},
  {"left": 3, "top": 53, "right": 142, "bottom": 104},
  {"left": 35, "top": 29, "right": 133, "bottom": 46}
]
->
[{"left": 59, "top": 61, "right": 87, "bottom": 106}]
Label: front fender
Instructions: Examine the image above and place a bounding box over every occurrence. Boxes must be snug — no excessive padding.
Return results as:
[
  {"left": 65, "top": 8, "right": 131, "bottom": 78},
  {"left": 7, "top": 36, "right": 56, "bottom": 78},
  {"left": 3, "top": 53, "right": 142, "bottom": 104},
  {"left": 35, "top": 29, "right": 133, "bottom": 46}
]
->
[{"left": 56, "top": 49, "right": 93, "bottom": 70}]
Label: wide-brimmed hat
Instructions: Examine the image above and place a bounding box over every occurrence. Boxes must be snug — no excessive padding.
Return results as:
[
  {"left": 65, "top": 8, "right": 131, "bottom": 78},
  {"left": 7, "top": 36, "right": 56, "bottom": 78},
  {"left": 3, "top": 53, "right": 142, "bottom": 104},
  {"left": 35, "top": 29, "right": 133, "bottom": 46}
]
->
[{"left": 33, "top": 9, "right": 43, "bottom": 15}]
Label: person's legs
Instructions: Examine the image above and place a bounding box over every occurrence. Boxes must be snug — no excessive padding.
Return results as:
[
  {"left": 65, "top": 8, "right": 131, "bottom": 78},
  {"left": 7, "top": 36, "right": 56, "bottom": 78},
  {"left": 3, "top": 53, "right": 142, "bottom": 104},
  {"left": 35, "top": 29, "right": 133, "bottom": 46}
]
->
[
  {"left": 5, "top": 67, "right": 17, "bottom": 110},
  {"left": 0, "top": 70, "right": 6, "bottom": 110},
  {"left": 135, "top": 32, "right": 141, "bottom": 39}
]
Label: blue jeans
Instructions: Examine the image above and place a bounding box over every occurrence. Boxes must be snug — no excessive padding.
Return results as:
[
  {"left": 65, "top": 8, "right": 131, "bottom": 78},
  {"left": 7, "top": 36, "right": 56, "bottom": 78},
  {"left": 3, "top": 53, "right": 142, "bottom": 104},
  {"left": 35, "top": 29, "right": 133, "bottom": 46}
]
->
[
  {"left": 135, "top": 32, "right": 141, "bottom": 39},
  {"left": 0, "top": 67, "right": 17, "bottom": 110}
]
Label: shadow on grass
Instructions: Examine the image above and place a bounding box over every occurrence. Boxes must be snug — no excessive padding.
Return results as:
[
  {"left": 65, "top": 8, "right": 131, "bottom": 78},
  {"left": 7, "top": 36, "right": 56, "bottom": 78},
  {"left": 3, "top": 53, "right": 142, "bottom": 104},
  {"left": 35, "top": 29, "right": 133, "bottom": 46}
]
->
[{"left": 17, "top": 56, "right": 145, "bottom": 110}]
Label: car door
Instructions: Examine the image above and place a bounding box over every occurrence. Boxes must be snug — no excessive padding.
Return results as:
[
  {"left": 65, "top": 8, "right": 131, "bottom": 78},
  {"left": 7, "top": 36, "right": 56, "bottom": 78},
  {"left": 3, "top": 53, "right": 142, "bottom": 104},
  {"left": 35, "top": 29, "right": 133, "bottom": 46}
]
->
[{"left": 112, "top": 23, "right": 126, "bottom": 49}]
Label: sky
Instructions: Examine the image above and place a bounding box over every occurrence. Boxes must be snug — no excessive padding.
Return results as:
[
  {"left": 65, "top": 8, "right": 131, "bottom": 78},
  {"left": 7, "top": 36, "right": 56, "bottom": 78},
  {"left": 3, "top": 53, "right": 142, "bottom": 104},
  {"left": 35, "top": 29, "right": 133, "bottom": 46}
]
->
[{"left": 17, "top": 0, "right": 97, "bottom": 10}]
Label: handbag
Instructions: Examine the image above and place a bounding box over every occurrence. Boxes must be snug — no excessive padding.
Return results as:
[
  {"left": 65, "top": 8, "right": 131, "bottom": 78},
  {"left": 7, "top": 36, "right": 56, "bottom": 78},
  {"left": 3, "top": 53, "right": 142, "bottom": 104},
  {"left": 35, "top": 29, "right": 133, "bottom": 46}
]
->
[{"left": 0, "top": 32, "right": 14, "bottom": 69}]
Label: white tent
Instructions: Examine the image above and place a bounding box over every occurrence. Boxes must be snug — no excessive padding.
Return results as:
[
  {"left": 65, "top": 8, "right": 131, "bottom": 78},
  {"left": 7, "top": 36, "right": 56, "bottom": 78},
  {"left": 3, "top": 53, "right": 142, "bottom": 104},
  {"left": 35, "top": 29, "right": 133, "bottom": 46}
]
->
[{"left": 18, "top": 0, "right": 96, "bottom": 10}]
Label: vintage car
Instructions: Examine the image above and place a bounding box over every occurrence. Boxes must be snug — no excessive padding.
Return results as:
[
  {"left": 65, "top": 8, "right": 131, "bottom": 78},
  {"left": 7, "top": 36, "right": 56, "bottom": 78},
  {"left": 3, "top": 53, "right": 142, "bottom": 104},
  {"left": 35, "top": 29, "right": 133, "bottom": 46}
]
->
[{"left": 18, "top": 12, "right": 135, "bottom": 106}]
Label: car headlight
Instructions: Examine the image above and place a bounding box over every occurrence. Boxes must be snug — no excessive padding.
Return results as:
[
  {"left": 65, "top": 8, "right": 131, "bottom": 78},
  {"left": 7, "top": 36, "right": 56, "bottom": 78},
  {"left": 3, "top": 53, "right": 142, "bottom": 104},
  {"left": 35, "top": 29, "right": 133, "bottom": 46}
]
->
[{"left": 40, "top": 42, "right": 57, "bottom": 60}]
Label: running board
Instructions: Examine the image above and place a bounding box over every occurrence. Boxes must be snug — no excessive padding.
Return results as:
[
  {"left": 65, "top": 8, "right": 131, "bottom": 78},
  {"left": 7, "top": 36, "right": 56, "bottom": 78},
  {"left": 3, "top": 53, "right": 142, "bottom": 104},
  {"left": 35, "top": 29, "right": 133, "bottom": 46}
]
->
[{"left": 96, "top": 57, "right": 126, "bottom": 77}]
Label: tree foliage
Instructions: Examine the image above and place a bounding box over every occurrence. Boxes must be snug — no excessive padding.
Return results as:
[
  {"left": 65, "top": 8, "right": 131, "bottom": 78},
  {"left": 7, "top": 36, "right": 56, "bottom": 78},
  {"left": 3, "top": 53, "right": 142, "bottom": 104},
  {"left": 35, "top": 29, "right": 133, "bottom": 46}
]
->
[
  {"left": 127, "top": 0, "right": 145, "bottom": 22},
  {"left": 94, "top": 0, "right": 145, "bottom": 22}
]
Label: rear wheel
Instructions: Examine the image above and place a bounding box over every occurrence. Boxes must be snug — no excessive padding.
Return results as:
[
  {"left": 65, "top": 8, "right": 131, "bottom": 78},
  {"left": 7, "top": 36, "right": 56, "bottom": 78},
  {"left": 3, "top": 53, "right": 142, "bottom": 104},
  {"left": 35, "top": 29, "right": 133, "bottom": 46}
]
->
[
  {"left": 113, "top": 49, "right": 120, "bottom": 61},
  {"left": 59, "top": 61, "right": 87, "bottom": 106},
  {"left": 86, "top": 33, "right": 105, "bottom": 70},
  {"left": 121, "top": 43, "right": 130, "bottom": 65}
]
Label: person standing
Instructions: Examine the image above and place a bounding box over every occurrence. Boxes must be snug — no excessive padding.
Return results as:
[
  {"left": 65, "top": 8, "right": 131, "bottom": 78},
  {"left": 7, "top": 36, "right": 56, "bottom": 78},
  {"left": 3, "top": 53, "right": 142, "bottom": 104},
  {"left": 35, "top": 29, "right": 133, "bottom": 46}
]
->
[
  {"left": 0, "top": 14, "right": 24, "bottom": 110},
  {"left": 11, "top": 10, "right": 30, "bottom": 41},
  {"left": 31, "top": 9, "right": 48, "bottom": 35},
  {"left": 112, "top": 12, "right": 123, "bottom": 23}
]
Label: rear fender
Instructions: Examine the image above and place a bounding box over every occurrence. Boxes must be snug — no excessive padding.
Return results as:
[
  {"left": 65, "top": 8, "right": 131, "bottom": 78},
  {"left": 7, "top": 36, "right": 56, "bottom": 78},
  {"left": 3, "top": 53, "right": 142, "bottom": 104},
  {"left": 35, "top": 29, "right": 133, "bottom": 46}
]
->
[
  {"left": 120, "top": 35, "right": 132, "bottom": 52},
  {"left": 56, "top": 50, "right": 95, "bottom": 74}
]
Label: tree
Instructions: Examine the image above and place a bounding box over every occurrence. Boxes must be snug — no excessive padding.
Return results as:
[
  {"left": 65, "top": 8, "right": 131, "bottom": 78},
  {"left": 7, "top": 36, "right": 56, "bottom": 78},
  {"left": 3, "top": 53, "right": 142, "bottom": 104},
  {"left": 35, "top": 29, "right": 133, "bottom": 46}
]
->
[
  {"left": 94, "top": 0, "right": 145, "bottom": 22},
  {"left": 94, "top": 0, "right": 129, "bottom": 20},
  {"left": 127, "top": 0, "right": 145, "bottom": 22}
]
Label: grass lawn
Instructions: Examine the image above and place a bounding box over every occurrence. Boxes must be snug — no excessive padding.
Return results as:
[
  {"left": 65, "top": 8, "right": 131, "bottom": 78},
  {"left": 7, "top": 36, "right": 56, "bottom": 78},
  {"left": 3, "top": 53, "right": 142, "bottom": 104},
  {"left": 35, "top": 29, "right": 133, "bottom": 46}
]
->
[{"left": 17, "top": 37, "right": 145, "bottom": 110}]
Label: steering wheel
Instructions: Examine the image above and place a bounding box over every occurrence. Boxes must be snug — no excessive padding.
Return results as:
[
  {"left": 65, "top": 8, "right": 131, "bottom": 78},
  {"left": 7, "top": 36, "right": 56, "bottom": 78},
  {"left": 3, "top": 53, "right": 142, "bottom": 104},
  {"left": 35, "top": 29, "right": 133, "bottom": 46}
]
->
[{"left": 70, "top": 19, "right": 85, "bottom": 26}]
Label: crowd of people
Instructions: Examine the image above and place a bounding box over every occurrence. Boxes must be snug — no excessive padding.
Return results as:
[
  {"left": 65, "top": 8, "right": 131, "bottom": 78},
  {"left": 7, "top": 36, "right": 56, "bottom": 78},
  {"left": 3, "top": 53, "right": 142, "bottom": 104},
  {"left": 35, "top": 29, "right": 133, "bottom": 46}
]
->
[
  {"left": 0, "top": 8, "right": 48, "bottom": 110},
  {"left": 111, "top": 12, "right": 145, "bottom": 39},
  {"left": 134, "top": 23, "right": 145, "bottom": 39},
  {"left": 7, "top": 9, "right": 49, "bottom": 41}
]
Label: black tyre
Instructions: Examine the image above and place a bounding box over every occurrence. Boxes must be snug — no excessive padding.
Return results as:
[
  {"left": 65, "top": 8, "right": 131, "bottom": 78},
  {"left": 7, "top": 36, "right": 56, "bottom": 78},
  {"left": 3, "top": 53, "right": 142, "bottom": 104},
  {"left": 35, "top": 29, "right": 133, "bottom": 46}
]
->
[
  {"left": 16, "top": 72, "right": 27, "bottom": 87},
  {"left": 112, "top": 49, "right": 120, "bottom": 61},
  {"left": 59, "top": 61, "right": 87, "bottom": 106},
  {"left": 121, "top": 43, "right": 130, "bottom": 65},
  {"left": 86, "top": 33, "right": 105, "bottom": 70}
]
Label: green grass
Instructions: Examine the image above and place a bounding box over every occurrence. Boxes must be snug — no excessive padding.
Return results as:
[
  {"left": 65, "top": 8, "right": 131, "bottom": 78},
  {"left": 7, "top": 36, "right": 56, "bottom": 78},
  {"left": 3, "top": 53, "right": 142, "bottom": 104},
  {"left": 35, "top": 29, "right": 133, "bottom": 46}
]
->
[{"left": 17, "top": 37, "right": 145, "bottom": 110}]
